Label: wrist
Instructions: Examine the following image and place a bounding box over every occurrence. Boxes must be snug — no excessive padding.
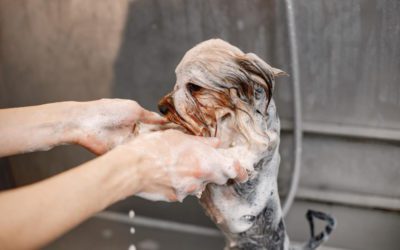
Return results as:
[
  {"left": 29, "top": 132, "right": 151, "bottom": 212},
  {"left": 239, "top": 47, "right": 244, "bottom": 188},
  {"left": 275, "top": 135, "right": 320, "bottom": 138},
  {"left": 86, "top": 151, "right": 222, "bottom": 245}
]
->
[
  {"left": 50, "top": 101, "right": 84, "bottom": 146},
  {"left": 90, "top": 146, "right": 144, "bottom": 204},
  {"left": 56, "top": 101, "right": 95, "bottom": 147},
  {"left": 60, "top": 99, "right": 119, "bottom": 154},
  {"left": 24, "top": 101, "right": 82, "bottom": 150}
]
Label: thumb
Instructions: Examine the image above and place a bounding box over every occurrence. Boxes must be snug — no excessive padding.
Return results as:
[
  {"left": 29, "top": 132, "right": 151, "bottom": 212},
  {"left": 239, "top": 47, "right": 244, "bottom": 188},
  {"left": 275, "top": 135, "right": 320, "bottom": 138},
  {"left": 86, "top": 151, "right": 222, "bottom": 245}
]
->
[{"left": 139, "top": 110, "right": 168, "bottom": 124}]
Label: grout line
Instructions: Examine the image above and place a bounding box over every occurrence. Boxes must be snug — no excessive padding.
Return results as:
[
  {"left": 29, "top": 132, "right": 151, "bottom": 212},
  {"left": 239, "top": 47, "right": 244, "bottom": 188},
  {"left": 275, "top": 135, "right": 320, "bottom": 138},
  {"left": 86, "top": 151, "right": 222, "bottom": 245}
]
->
[
  {"left": 296, "top": 188, "right": 400, "bottom": 211},
  {"left": 95, "top": 211, "right": 223, "bottom": 238},
  {"left": 281, "top": 119, "right": 400, "bottom": 142},
  {"left": 96, "top": 211, "right": 351, "bottom": 249}
]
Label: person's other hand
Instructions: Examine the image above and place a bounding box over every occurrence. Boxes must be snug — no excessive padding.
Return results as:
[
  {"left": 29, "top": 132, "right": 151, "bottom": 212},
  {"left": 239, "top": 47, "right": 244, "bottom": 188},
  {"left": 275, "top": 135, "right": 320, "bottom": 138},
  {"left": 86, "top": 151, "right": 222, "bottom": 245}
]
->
[
  {"left": 106, "top": 129, "right": 248, "bottom": 202},
  {"left": 70, "top": 99, "right": 166, "bottom": 154}
]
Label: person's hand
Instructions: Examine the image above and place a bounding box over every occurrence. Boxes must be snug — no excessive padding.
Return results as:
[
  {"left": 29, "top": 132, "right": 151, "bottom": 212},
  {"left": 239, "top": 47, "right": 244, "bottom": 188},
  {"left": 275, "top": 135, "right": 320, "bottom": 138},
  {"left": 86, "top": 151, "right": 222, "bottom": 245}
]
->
[
  {"left": 70, "top": 99, "right": 167, "bottom": 154},
  {"left": 105, "top": 129, "right": 248, "bottom": 202}
]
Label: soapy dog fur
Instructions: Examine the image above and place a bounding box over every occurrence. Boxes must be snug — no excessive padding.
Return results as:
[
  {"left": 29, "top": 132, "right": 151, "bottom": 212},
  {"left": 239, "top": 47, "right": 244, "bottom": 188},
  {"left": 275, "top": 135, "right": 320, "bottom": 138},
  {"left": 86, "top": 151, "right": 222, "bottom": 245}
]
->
[{"left": 135, "top": 39, "right": 335, "bottom": 250}]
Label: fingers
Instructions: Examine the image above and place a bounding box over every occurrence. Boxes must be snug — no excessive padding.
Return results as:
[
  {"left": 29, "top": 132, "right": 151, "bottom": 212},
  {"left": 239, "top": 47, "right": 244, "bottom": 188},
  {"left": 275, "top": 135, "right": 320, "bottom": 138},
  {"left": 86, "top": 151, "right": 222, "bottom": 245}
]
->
[
  {"left": 76, "top": 134, "right": 109, "bottom": 155},
  {"left": 191, "top": 136, "right": 221, "bottom": 148},
  {"left": 181, "top": 139, "right": 247, "bottom": 185},
  {"left": 185, "top": 183, "right": 199, "bottom": 193},
  {"left": 131, "top": 100, "right": 168, "bottom": 124},
  {"left": 233, "top": 161, "right": 248, "bottom": 183},
  {"left": 205, "top": 155, "right": 248, "bottom": 185},
  {"left": 210, "top": 150, "right": 247, "bottom": 181},
  {"left": 139, "top": 109, "right": 168, "bottom": 124},
  {"left": 177, "top": 133, "right": 248, "bottom": 185},
  {"left": 168, "top": 129, "right": 221, "bottom": 148}
]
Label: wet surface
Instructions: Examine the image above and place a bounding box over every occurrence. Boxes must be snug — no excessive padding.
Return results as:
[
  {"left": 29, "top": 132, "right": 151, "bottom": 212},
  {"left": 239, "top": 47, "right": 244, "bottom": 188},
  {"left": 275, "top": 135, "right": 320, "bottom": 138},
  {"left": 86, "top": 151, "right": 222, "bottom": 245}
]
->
[{"left": 45, "top": 217, "right": 225, "bottom": 250}]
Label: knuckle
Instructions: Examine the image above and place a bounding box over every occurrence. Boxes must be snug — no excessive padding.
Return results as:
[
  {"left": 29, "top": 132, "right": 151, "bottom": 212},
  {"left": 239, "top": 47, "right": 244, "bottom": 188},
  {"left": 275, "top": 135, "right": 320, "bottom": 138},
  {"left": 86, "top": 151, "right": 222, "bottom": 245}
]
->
[{"left": 129, "top": 101, "right": 141, "bottom": 112}]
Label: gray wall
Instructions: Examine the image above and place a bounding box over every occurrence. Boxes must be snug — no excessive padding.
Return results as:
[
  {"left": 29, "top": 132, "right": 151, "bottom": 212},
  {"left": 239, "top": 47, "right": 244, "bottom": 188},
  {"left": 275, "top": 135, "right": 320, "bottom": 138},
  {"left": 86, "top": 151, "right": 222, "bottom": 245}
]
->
[{"left": 1, "top": 1, "right": 399, "bottom": 249}]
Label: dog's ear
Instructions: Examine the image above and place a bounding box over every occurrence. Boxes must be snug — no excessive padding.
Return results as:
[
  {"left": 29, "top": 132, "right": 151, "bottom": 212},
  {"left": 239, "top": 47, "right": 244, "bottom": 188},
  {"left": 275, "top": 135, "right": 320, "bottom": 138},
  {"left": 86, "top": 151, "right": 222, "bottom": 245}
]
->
[
  {"left": 243, "top": 53, "right": 287, "bottom": 89},
  {"left": 236, "top": 53, "right": 286, "bottom": 106},
  {"left": 271, "top": 67, "right": 287, "bottom": 77}
]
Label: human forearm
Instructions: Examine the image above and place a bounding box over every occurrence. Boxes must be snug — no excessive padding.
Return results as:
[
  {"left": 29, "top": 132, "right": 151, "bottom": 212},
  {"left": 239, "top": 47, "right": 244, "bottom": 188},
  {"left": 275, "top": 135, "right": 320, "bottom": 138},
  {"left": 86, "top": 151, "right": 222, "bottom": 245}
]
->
[
  {"left": 0, "top": 99, "right": 166, "bottom": 157},
  {"left": 0, "top": 153, "right": 136, "bottom": 250},
  {"left": 0, "top": 102, "right": 79, "bottom": 157},
  {"left": 0, "top": 128, "right": 247, "bottom": 249}
]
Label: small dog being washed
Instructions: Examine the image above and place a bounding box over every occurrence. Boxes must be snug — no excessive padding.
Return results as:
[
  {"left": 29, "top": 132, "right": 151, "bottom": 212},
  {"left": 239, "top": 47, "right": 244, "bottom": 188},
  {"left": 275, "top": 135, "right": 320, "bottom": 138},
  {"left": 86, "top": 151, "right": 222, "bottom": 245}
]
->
[{"left": 135, "top": 39, "right": 335, "bottom": 250}]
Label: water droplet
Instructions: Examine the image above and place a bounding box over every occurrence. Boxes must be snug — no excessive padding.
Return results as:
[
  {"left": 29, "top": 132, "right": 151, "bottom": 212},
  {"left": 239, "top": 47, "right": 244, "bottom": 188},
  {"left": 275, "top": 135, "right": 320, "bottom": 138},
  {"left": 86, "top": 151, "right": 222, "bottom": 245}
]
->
[
  {"left": 129, "top": 210, "right": 135, "bottom": 219},
  {"left": 130, "top": 227, "right": 135, "bottom": 234},
  {"left": 128, "top": 244, "right": 136, "bottom": 250}
]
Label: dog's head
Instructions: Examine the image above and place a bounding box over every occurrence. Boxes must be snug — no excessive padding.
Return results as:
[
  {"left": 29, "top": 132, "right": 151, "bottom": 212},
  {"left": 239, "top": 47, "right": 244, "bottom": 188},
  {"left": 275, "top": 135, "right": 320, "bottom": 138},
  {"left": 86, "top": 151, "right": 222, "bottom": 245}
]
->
[
  {"left": 159, "top": 39, "right": 285, "bottom": 150},
  {"left": 158, "top": 39, "right": 286, "bottom": 235}
]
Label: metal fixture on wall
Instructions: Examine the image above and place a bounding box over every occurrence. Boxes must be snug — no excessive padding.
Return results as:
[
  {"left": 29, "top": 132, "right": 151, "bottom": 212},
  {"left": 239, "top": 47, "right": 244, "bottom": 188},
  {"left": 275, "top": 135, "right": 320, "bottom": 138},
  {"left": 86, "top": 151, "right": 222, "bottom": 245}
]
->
[{"left": 282, "top": 0, "right": 303, "bottom": 217}]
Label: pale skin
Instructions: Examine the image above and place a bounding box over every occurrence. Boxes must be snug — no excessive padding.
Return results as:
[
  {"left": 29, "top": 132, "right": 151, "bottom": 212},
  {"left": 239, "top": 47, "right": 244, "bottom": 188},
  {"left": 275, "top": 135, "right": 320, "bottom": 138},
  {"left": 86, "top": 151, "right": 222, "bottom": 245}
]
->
[{"left": 0, "top": 99, "right": 247, "bottom": 250}]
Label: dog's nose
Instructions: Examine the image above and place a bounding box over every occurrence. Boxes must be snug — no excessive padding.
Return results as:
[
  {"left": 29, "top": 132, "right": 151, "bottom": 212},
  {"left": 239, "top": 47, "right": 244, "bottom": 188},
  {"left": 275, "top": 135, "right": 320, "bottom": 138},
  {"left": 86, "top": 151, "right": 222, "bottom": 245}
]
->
[{"left": 158, "top": 103, "right": 169, "bottom": 115}]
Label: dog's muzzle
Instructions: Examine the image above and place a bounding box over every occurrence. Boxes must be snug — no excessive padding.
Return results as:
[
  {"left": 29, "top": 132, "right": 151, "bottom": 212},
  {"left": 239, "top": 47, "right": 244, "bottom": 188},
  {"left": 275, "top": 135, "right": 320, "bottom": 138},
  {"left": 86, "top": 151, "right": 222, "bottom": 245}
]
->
[{"left": 158, "top": 94, "right": 174, "bottom": 115}]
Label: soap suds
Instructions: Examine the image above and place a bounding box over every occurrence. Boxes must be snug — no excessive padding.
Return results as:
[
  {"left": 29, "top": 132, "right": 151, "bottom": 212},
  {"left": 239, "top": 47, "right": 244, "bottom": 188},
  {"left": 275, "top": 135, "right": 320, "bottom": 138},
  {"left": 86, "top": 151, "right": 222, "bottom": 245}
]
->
[
  {"left": 218, "top": 146, "right": 258, "bottom": 172},
  {"left": 133, "top": 129, "right": 241, "bottom": 202},
  {"left": 209, "top": 149, "right": 280, "bottom": 233}
]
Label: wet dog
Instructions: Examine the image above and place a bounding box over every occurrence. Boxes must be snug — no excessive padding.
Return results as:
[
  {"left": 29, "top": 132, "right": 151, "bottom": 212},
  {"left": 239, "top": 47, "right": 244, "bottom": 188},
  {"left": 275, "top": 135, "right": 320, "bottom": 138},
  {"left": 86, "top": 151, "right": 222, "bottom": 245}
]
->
[{"left": 136, "top": 39, "right": 335, "bottom": 249}]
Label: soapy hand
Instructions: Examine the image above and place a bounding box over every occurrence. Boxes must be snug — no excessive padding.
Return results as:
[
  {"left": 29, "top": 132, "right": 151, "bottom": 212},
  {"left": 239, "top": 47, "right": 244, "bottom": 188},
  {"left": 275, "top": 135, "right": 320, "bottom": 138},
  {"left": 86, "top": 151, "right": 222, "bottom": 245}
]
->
[
  {"left": 109, "top": 129, "right": 248, "bottom": 202},
  {"left": 71, "top": 99, "right": 167, "bottom": 154}
]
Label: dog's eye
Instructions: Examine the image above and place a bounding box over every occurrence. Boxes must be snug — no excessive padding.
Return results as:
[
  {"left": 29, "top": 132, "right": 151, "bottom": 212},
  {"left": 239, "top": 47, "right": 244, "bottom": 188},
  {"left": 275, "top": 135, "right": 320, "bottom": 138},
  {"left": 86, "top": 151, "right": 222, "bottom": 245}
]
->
[
  {"left": 254, "top": 86, "right": 264, "bottom": 100},
  {"left": 187, "top": 83, "right": 202, "bottom": 94}
]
